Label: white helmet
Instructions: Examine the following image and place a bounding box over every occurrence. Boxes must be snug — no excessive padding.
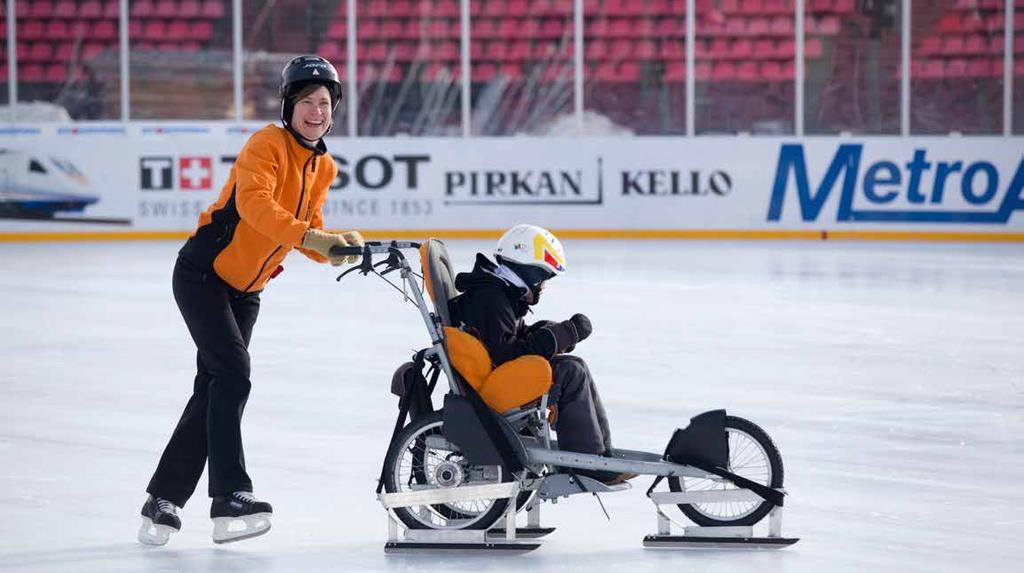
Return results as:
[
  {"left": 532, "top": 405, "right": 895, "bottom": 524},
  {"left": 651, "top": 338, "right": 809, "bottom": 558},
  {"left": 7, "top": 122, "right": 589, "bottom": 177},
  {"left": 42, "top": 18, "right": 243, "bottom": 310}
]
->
[{"left": 494, "top": 224, "right": 566, "bottom": 277}]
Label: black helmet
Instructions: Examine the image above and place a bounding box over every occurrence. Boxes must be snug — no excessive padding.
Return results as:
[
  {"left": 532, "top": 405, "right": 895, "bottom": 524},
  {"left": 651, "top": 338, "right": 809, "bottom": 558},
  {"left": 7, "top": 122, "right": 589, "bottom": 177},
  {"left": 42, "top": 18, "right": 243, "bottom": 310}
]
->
[{"left": 279, "top": 55, "right": 342, "bottom": 128}]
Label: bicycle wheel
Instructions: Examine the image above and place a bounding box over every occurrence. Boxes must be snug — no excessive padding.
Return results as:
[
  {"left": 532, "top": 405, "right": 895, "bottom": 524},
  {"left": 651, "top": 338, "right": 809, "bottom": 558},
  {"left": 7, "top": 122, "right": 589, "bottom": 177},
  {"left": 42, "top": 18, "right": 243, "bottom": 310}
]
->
[{"left": 667, "top": 415, "right": 783, "bottom": 527}]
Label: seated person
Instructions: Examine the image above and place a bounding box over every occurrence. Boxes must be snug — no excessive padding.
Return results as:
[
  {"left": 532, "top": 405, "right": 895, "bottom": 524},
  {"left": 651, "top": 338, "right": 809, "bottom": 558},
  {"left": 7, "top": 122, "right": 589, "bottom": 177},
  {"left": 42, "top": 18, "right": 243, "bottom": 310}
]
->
[{"left": 448, "top": 224, "right": 635, "bottom": 485}]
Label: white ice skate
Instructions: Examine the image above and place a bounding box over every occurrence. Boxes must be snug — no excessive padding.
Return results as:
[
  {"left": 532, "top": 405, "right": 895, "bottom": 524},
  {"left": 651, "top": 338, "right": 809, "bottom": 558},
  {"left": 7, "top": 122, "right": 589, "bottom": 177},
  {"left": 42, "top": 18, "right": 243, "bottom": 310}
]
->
[{"left": 210, "top": 491, "right": 273, "bottom": 544}]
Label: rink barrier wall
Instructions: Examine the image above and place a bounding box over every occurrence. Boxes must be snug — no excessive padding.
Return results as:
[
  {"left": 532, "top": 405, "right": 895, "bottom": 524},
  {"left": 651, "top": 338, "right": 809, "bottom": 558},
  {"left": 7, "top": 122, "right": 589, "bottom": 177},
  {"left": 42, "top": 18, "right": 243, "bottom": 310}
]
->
[
  {"left": 2, "top": 230, "right": 1022, "bottom": 243},
  {"left": 1, "top": 123, "right": 1021, "bottom": 242}
]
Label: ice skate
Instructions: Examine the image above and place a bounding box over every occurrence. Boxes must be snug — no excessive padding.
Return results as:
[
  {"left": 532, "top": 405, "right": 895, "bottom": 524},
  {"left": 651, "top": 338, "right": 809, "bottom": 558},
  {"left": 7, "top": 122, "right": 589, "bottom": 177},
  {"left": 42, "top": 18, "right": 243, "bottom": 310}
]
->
[
  {"left": 138, "top": 496, "right": 181, "bottom": 546},
  {"left": 210, "top": 491, "right": 273, "bottom": 544}
]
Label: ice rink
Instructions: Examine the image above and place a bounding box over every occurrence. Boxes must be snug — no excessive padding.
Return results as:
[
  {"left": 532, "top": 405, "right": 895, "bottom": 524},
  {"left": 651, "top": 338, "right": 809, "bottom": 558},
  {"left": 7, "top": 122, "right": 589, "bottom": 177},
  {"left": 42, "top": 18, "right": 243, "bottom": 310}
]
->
[{"left": 0, "top": 239, "right": 1021, "bottom": 573}]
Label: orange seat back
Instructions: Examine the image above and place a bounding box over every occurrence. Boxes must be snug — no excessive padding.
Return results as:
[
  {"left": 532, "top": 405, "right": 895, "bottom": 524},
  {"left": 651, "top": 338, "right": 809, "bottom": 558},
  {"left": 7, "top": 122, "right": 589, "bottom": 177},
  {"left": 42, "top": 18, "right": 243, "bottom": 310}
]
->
[{"left": 443, "top": 326, "right": 553, "bottom": 412}]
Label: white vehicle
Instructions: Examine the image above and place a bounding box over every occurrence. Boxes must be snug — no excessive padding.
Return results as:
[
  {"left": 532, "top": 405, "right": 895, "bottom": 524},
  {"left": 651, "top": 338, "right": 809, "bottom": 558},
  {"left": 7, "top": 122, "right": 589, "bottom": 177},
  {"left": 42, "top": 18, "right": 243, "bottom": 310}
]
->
[{"left": 0, "top": 149, "right": 99, "bottom": 219}]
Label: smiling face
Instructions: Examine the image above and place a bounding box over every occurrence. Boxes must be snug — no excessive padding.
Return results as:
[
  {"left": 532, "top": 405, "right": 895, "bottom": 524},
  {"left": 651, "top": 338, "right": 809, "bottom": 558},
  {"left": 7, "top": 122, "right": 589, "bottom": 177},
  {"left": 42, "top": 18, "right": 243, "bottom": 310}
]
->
[{"left": 290, "top": 84, "right": 333, "bottom": 143}]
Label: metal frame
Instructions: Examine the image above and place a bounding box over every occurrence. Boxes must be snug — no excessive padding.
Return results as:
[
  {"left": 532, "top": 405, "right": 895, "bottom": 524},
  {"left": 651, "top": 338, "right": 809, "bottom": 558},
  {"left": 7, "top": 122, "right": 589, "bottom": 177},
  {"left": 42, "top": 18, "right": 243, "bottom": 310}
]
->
[{"left": 644, "top": 488, "right": 797, "bottom": 549}]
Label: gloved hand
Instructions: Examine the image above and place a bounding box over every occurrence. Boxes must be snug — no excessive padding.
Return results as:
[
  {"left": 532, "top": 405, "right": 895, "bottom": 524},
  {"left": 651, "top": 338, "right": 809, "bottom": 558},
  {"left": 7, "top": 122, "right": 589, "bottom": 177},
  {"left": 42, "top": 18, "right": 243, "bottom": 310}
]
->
[
  {"left": 301, "top": 228, "right": 360, "bottom": 266},
  {"left": 543, "top": 313, "right": 593, "bottom": 354}
]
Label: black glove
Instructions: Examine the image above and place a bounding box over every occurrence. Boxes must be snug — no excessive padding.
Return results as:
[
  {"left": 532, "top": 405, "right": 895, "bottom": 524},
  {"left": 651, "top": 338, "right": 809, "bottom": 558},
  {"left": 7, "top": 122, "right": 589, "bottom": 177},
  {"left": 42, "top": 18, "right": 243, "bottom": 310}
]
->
[{"left": 543, "top": 313, "right": 593, "bottom": 355}]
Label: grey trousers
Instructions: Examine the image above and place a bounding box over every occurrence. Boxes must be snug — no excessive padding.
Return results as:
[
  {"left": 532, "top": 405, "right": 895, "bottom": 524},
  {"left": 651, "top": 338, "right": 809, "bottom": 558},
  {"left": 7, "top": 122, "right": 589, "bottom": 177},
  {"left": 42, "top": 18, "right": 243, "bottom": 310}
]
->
[{"left": 548, "top": 355, "right": 612, "bottom": 455}]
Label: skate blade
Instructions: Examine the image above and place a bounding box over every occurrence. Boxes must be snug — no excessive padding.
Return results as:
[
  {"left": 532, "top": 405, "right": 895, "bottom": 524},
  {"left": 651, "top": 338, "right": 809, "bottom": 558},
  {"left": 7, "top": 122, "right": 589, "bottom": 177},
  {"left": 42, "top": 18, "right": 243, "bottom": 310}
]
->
[
  {"left": 212, "top": 514, "right": 272, "bottom": 544},
  {"left": 137, "top": 517, "right": 175, "bottom": 546}
]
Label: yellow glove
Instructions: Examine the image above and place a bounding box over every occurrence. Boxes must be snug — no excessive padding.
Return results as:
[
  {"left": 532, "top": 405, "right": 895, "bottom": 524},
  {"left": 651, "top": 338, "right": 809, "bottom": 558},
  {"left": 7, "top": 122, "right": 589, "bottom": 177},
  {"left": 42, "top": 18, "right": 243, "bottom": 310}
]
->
[{"left": 301, "top": 228, "right": 361, "bottom": 266}]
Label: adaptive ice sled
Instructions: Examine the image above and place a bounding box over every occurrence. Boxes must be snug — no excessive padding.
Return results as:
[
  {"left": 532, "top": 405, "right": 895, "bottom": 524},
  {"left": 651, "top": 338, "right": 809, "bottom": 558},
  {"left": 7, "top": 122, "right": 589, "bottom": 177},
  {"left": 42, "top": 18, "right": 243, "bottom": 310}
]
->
[{"left": 333, "top": 239, "right": 799, "bottom": 552}]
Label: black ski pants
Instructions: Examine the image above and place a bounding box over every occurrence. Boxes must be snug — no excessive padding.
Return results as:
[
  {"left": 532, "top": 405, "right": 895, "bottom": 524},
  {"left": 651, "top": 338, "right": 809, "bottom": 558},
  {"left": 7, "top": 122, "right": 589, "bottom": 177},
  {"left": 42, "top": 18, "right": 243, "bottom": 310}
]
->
[
  {"left": 548, "top": 355, "right": 613, "bottom": 455},
  {"left": 147, "top": 257, "right": 260, "bottom": 507}
]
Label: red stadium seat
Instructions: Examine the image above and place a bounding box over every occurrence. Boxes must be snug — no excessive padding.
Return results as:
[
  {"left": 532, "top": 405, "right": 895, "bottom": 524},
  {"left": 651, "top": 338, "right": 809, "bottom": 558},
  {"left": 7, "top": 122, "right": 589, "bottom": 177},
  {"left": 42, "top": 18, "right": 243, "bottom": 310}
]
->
[
  {"left": 133, "top": 0, "right": 155, "bottom": 18},
  {"left": 586, "top": 39, "right": 608, "bottom": 59},
  {"left": 201, "top": 0, "right": 225, "bottom": 19},
  {"left": 45, "top": 63, "right": 67, "bottom": 82},
  {"left": 435, "top": 0, "right": 459, "bottom": 17},
  {"left": 776, "top": 38, "right": 794, "bottom": 58},
  {"left": 508, "top": 0, "right": 528, "bottom": 16},
  {"left": 45, "top": 19, "right": 70, "bottom": 40},
  {"left": 20, "top": 20, "right": 46, "bottom": 40},
  {"left": 365, "top": 0, "right": 387, "bottom": 17},
  {"left": 472, "top": 62, "right": 495, "bottom": 82},
  {"left": 167, "top": 20, "right": 190, "bottom": 41},
  {"left": 54, "top": 42, "right": 73, "bottom": 62},
  {"left": 486, "top": 40, "right": 508, "bottom": 60},
  {"left": 920, "top": 36, "right": 942, "bottom": 56},
  {"left": 945, "top": 58, "right": 968, "bottom": 78},
  {"left": 769, "top": 16, "right": 793, "bottom": 36},
  {"left": 665, "top": 62, "right": 685, "bottom": 81},
  {"left": 655, "top": 18, "right": 684, "bottom": 37},
  {"left": 805, "top": 37, "right": 823, "bottom": 58},
  {"left": 736, "top": 60, "right": 758, "bottom": 81},
  {"left": 29, "top": 1, "right": 54, "bottom": 19},
  {"left": 79, "top": 1, "right": 102, "bottom": 18},
  {"left": 19, "top": 64, "right": 44, "bottom": 82},
  {"left": 381, "top": 20, "right": 403, "bottom": 39},
  {"left": 730, "top": 38, "right": 753, "bottom": 58},
  {"left": 753, "top": 39, "right": 774, "bottom": 58},
  {"left": 963, "top": 35, "right": 987, "bottom": 55},
  {"left": 738, "top": 0, "right": 764, "bottom": 16},
  {"left": 471, "top": 18, "right": 497, "bottom": 38},
  {"left": 498, "top": 63, "right": 522, "bottom": 80},
  {"left": 27, "top": 42, "right": 53, "bottom": 63},
  {"left": 660, "top": 39, "right": 684, "bottom": 60},
  {"left": 104, "top": 1, "right": 120, "bottom": 19},
  {"left": 635, "top": 39, "right": 656, "bottom": 58},
  {"left": 179, "top": 0, "right": 201, "bottom": 18},
  {"left": 509, "top": 41, "right": 531, "bottom": 60},
  {"left": 54, "top": 0, "right": 76, "bottom": 18},
  {"left": 695, "top": 61, "right": 712, "bottom": 80},
  {"left": 747, "top": 17, "right": 770, "bottom": 36},
  {"left": 942, "top": 36, "right": 965, "bottom": 56},
  {"left": 92, "top": 19, "right": 116, "bottom": 40},
  {"left": 713, "top": 61, "right": 737, "bottom": 80},
  {"left": 155, "top": 0, "right": 178, "bottom": 18},
  {"left": 761, "top": 60, "right": 784, "bottom": 81},
  {"left": 327, "top": 19, "right": 347, "bottom": 40},
  {"left": 144, "top": 20, "right": 168, "bottom": 41},
  {"left": 610, "top": 38, "right": 632, "bottom": 57},
  {"left": 191, "top": 20, "right": 213, "bottom": 41}
]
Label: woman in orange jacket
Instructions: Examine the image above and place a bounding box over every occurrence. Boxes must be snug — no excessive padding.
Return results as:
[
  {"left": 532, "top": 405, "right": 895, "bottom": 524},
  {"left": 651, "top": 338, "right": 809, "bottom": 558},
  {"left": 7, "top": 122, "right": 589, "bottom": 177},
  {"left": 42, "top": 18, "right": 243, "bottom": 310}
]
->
[{"left": 138, "top": 55, "right": 358, "bottom": 546}]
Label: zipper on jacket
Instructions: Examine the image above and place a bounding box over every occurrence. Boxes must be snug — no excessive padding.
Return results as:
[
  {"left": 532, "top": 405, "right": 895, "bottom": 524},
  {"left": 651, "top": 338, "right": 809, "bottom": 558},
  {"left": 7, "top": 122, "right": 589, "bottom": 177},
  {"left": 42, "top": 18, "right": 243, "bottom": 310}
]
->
[{"left": 242, "top": 151, "right": 316, "bottom": 292}]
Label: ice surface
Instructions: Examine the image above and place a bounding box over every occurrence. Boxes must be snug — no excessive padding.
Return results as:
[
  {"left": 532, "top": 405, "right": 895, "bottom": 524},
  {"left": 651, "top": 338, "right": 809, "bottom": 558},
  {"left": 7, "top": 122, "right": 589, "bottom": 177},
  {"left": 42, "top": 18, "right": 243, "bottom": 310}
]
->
[{"left": 0, "top": 240, "right": 1021, "bottom": 572}]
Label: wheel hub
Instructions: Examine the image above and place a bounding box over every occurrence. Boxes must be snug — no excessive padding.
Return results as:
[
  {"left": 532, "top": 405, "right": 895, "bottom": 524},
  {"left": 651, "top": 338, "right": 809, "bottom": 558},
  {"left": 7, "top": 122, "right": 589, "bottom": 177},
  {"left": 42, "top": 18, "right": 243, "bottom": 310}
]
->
[{"left": 434, "top": 461, "right": 465, "bottom": 487}]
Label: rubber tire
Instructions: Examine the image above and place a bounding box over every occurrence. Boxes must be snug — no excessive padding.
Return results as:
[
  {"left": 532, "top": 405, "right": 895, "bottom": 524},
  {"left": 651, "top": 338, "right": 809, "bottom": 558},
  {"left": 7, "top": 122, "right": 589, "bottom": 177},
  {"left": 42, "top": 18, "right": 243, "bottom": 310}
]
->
[
  {"left": 384, "top": 410, "right": 512, "bottom": 530},
  {"left": 667, "top": 415, "right": 784, "bottom": 527}
]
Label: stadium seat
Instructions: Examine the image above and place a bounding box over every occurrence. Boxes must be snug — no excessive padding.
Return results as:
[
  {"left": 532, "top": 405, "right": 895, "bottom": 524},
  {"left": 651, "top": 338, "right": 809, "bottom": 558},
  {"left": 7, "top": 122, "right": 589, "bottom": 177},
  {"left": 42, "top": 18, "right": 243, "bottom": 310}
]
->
[
  {"left": 103, "top": 0, "right": 120, "bottom": 18},
  {"left": 19, "top": 64, "right": 44, "bottom": 82},
  {"left": 713, "top": 61, "right": 736, "bottom": 80},
  {"left": 54, "top": 42, "right": 73, "bottom": 62},
  {"left": 201, "top": 0, "right": 225, "bottom": 18},
  {"left": 191, "top": 20, "right": 213, "bottom": 41},
  {"left": 45, "top": 20, "right": 69, "bottom": 40},
  {"left": 167, "top": 20, "right": 190, "bottom": 41},
  {"left": 54, "top": 1, "right": 76, "bottom": 18},
  {"left": 156, "top": 0, "right": 178, "bottom": 19},
  {"left": 665, "top": 61, "right": 685, "bottom": 81},
  {"left": 133, "top": 0, "right": 155, "bottom": 18},
  {"left": 660, "top": 39, "right": 684, "bottom": 60},
  {"left": 498, "top": 62, "right": 522, "bottom": 80},
  {"left": 942, "top": 36, "right": 965, "bottom": 56},
  {"left": 92, "top": 20, "right": 116, "bottom": 40},
  {"left": 45, "top": 63, "right": 67, "bottom": 82},
  {"left": 29, "top": 1, "right": 54, "bottom": 19},
  {"left": 179, "top": 0, "right": 201, "bottom": 18},
  {"left": 79, "top": 1, "right": 102, "bottom": 18}
]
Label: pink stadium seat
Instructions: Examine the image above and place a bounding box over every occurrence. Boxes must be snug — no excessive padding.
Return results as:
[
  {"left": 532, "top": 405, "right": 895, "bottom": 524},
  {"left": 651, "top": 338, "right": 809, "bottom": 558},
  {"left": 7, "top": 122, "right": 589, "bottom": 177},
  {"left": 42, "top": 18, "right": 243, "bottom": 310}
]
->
[
  {"left": 364, "top": 42, "right": 387, "bottom": 62},
  {"left": 966, "top": 58, "right": 992, "bottom": 78},
  {"left": 660, "top": 39, "right": 684, "bottom": 59},
  {"left": 835, "top": 0, "right": 855, "bottom": 14},
  {"left": 540, "top": 18, "right": 564, "bottom": 38},
  {"left": 509, "top": 41, "right": 532, "bottom": 60},
  {"left": 435, "top": 0, "right": 459, "bottom": 17},
  {"left": 104, "top": 0, "right": 121, "bottom": 18},
  {"left": 776, "top": 38, "right": 794, "bottom": 58},
  {"left": 54, "top": 42, "right": 73, "bottom": 62},
  {"left": 191, "top": 20, "right": 213, "bottom": 41},
  {"left": 365, "top": 0, "right": 386, "bottom": 17},
  {"left": 665, "top": 61, "right": 685, "bottom": 81},
  {"left": 499, "top": 62, "right": 522, "bottom": 80},
  {"left": 747, "top": 17, "right": 769, "bottom": 36},
  {"left": 46, "top": 63, "right": 67, "bottom": 82},
  {"left": 587, "top": 18, "right": 610, "bottom": 36},
  {"left": 736, "top": 60, "right": 758, "bottom": 81},
  {"left": 713, "top": 61, "right": 737, "bottom": 80},
  {"left": 805, "top": 37, "right": 823, "bottom": 58},
  {"left": 730, "top": 38, "right": 753, "bottom": 58},
  {"left": 942, "top": 35, "right": 965, "bottom": 55},
  {"left": 180, "top": 41, "right": 200, "bottom": 52},
  {"left": 133, "top": 0, "right": 155, "bottom": 18},
  {"left": 695, "top": 61, "right": 711, "bottom": 80},
  {"left": 738, "top": 0, "right": 764, "bottom": 16},
  {"left": 769, "top": 16, "right": 793, "bottom": 36},
  {"left": 919, "top": 59, "right": 944, "bottom": 79},
  {"left": 655, "top": 18, "right": 684, "bottom": 37},
  {"left": 761, "top": 60, "right": 784, "bottom": 81},
  {"left": 610, "top": 38, "right": 632, "bottom": 57},
  {"left": 1016, "top": 59, "right": 1024, "bottom": 77},
  {"left": 753, "top": 38, "right": 774, "bottom": 58},
  {"left": 359, "top": 20, "right": 381, "bottom": 39},
  {"left": 156, "top": 0, "right": 178, "bottom": 18},
  {"left": 20, "top": 20, "right": 45, "bottom": 40},
  {"left": 436, "top": 41, "right": 458, "bottom": 61},
  {"left": 93, "top": 19, "right": 116, "bottom": 40},
  {"left": 29, "top": 1, "right": 54, "bottom": 19},
  {"left": 82, "top": 42, "right": 105, "bottom": 58},
  {"left": 486, "top": 40, "right": 508, "bottom": 60},
  {"left": 381, "top": 20, "right": 403, "bottom": 39},
  {"left": 586, "top": 39, "right": 608, "bottom": 59},
  {"left": 762, "top": 0, "right": 789, "bottom": 16},
  {"left": 317, "top": 41, "right": 343, "bottom": 61},
  {"left": 19, "top": 64, "right": 44, "bottom": 82},
  {"left": 79, "top": 1, "right": 102, "bottom": 18},
  {"left": 201, "top": 0, "right": 225, "bottom": 19},
  {"left": 963, "top": 35, "right": 987, "bottom": 55},
  {"left": 619, "top": 61, "right": 640, "bottom": 81},
  {"left": 327, "top": 20, "right": 347, "bottom": 40},
  {"left": 710, "top": 38, "right": 730, "bottom": 58},
  {"left": 27, "top": 42, "right": 53, "bottom": 63},
  {"left": 472, "top": 18, "right": 497, "bottom": 38},
  {"left": 144, "top": 20, "right": 168, "bottom": 41},
  {"left": 482, "top": 0, "right": 505, "bottom": 16},
  {"left": 609, "top": 18, "right": 632, "bottom": 37},
  {"left": 508, "top": 0, "right": 528, "bottom": 16},
  {"left": 635, "top": 39, "right": 656, "bottom": 59},
  {"left": 167, "top": 20, "right": 190, "bottom": 41},
  {"left": 920, "top": 36, "right": 942, "bottom": 56},
  {"left": 725, "top": 18, "right": 746, "bottom": 35},
  {"left": 179, "top": 0, "right": 200, "bottom": 18},
  {"left": 54, "top": 0, "right": 76, "bottom": 18},
  {"left": 45, "top": 19, "right": 70, "bottom": 39},
  {"left": 472, "top": 62, "right": 496, "bottom": 82},
  {"left": 945, "top": 58, "right": 968, "bottom": 78},
  {"left": 470, "top": 40, "right": 484, "bottom": 60}
]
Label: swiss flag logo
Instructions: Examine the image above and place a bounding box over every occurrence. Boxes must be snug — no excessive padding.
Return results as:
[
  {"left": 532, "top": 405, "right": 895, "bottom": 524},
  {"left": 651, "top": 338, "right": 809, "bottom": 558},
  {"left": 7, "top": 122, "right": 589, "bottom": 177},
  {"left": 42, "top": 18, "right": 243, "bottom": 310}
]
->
[{"left": 179, "top": 157, "right": 212, "bottom": 190}]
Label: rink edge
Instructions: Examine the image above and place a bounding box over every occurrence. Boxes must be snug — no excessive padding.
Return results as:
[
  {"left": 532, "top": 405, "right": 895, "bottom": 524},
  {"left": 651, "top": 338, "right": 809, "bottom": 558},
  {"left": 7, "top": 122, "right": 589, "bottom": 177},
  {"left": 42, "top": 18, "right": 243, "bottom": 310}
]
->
[{"left": 1, "top": 230, "right": 1023, "bottom": 242}]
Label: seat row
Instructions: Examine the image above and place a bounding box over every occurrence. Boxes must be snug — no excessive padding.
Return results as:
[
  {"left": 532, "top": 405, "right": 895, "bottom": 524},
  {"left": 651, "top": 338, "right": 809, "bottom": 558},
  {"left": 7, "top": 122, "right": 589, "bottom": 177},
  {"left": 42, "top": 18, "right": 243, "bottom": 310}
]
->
[
  {"left": 5, "top": 0, "right": 225, "bottom": 19},
  {"left": 3, "top": 19, "right": 214, "bottom": 42}
]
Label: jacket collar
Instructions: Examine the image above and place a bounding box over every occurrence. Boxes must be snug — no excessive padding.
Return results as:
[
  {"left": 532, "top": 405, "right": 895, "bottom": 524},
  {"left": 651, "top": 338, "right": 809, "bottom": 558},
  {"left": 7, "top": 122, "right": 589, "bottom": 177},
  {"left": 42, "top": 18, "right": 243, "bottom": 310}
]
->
[{"left": 281, "top": 123, "right": 328, "bottom": 156}]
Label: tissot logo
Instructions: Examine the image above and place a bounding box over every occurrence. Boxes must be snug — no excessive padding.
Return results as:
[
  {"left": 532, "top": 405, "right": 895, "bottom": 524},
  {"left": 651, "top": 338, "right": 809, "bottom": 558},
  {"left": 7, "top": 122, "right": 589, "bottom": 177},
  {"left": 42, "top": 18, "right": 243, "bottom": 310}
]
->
[
  {"left": 444, "top": 159, "right": 601, "bottom": 206},
  {"left": 140, "top": 155, "right": 216, "bottom": 191}
]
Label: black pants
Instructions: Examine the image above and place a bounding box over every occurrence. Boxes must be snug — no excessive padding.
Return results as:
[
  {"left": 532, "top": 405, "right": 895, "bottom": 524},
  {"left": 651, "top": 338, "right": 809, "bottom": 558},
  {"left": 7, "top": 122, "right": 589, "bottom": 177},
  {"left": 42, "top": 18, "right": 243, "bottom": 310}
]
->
[
  {"left": 147, "top": 258, "right": 260, "bottom": 507},
  {"left": 548, "top": 355, "right": 612, "bottom": 455}
]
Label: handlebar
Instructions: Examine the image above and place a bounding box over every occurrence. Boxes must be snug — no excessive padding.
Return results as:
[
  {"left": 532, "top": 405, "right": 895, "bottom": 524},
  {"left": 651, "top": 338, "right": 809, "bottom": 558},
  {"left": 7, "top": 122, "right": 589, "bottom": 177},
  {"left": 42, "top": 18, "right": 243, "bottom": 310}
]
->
[
  {"left": 330, "top": 240, "right": 423, "bottom": 280},
  {"left": 328, "top": 240, "right": 422, "bottom": 257}
]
